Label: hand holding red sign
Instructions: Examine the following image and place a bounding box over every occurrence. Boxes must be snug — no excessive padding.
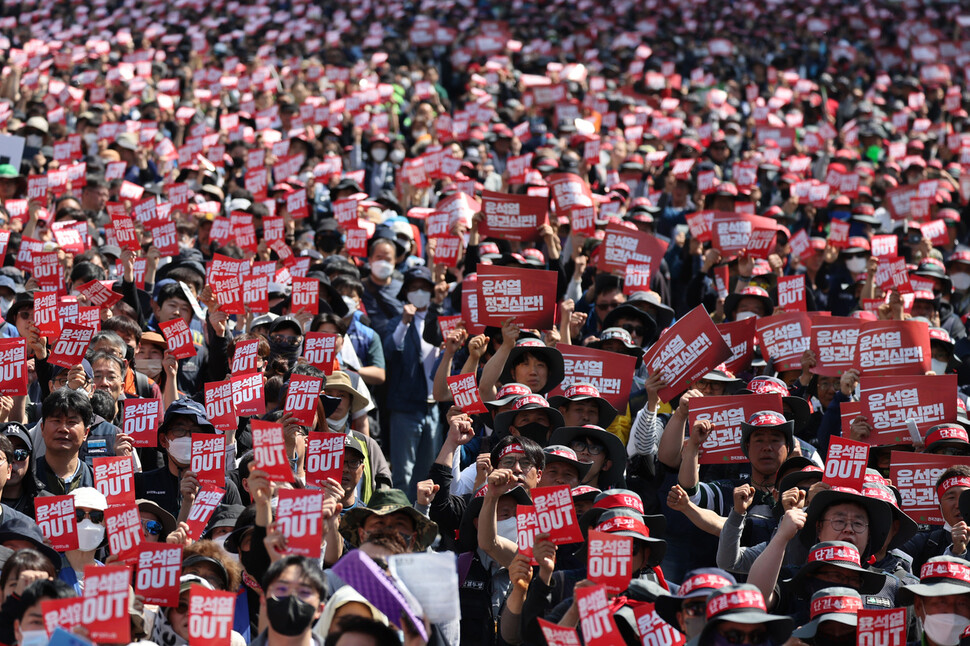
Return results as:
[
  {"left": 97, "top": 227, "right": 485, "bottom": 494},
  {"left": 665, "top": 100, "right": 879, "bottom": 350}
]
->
[
  {"left": 690, "top": 393, "right": 784, "bottom": 464},
  {"left": 188, "top": 586, "right": 237, "bottom": 646},
  {"left": 823, "top": 437, "right": 869, "bottom": 491},
  {"left": 642, "top": 306, "right": 732, "bottom": 402},
  {"left": 575, "top": 583, "right": 622, "bottom": 646},
  {"left": 83, "top": 564, "right": 131, "bottom": 644},
  {"left": 34, "top": 290, "right": 61, "bottom": 337},
  {"left": 306, "top": 432, "right": 345, "bottom": 487},
  {"left": 251, "top": 420, "right": 293, "bottom": 482},
  {"left": 34, "top": 495, "right": 78, "bottom": 552},
  {"left": 0, "top": 338, "right": 27, "bottom": 396},
  {"left": 105, "top": 501, "right": 144, "bottom": 559},
  {"left": 135, "top": 544, "right": 182, "bottom": 607},
  {"left": 191, "top": 433, "right": 226, "bottom": 488},
  {"left": 230, "top": 371, "right": 265, "bottom": 417},
  {"left": 530, "top": 485, "right": 583, "bottom": 545},
  {"left": 205, "top": 380, "right": 236, "bottom": 432},
  {"left": 94, "top": 456, "right": 136, "bottom": 503},
  {"left": 186, "top": 487, "right": 225, "bottom": 540},
  {"left": 159, "top": 317, "right": 197, "bottom": 359},
  {"left": 123, "top": 398, "right": 159, "bottom": 448},
  {"left": 537, "top": 618, "right": 581, "bottom": 646},
  {"left": 586, "top": 530, "right": 633, "bottom": 594},
  {"left": 303, "top": 332, "right": 339, "bottom": 373},
  {"left": 47, "top": 324, "right": 96, "bottom": 368},
  {"left": 477, "top": 265, "right": 559, "bottom": 329},
  {"left": 276, "top": 489, "right": 326, "bottom": 558},
  {"left": 284, "top": 374, "right": 324, "bottom": 425},
  {"left": 447, "top": 373, "right": 489, "bottom": 414}
]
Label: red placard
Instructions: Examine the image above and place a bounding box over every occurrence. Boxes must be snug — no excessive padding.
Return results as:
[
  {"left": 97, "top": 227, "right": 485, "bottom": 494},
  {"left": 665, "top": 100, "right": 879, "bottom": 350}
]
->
[
  {"left": 854, "top": 320, "right": 931, "bottom": 376},
  {"left": 642, "top": 306, "right": 732, "bottom": 402},
  {"left": 242, "top": 274, "right": 270, "bottom": 313},
  {"left": 205, "top": 380, "right": 236, "bottom": 432},
  {"left": 105, "top": 501, "right": 144, "bottom": 559},
  {"left": 230, "top": 371, "right": 266, "bottom": 417},
  {"left": 597, "top": 223, "right": 668, "bottom": 277},
  {"left": 633, "top": 604, "right": 687, "bottom": 646},
  {"left": 857, "top": 609, "right": 908, "bottom": 646},
  {"left": 123, "top": 398, "right": 159, "bottom": 448},
  {"left": 824, "top": 437, "right": 869, "bottom": 491},
  {"left": 477, "top": 264, "right": 559, "bottom": 329},
  {"left": 303, "top": 332, "right": 339, "bottom": 374},
  {"left": 776, "top": 275, "right": 807, "bottom": 312},
  {"left": 531, "top": 485, "right": 583, "bottom": 545},
  {"left": 230, "top": 339, "right": 260, "bottom": 375},
  {"left": 447, "top": 373, "right": 489, "bottom": 414},
  {"left": 306, "top": 432, "right": 344, "bottom": 487},
  {"left": 0, "top": 338, "right": 27, "bottom": 396},
  {"left": 874, "top": 256, "right": 911, "bottom": 294},
  {"left": 34, "top": 290, "right": 61, "bottom": 337},
  {"left": 861, "top": 375, "right": 956, "bottom": 445},
  {"left": 710, "top": 211, "right": 777, "bottom": 259},
  {"left": 159, "top": 318, "right": 197, "bottom": 359},
  {"left": 291, "top": 276, "right": 319, "bottom": 314},
  {"left": 94, "top": 456, "right": 136, "bottom": 503},
  {"left": 188, "top": 586, "right": 237, "bottom": 646},
  {"left": 587, "top": 529, "right": 633, "bottom": 594},
  {"left": 77, "top": 279, "right": 123, "bottom": 309},
  {"left": 42, "top": 597, "right": 84, "bottom": 636},
  {"left": 438, "top": 315, "right": 463, "bottom": 340},
  {"left": 31, "top": 251, "right": 62, "bottom": 291},
  {"left": 251, "top": 420, "right": 292, "bottom": 482},
  {"left": 717, "top": 318, "right": 757, "bottom": 375},
  {"left": 333, "top": 198, "right": 359, "bottom": 228},
  {"left": 546, "top": 344, "right": 636, "bottom": 411},
  {"left": 507, "top": 154, "right": 533, "bottom": 185},
  {"left": 829, "top": 220, "right": 850, "bottom": 248},
  {"left": 276, "top": 489, "right": 325, "bottom": 558},
  {"left": 516, "top": 504, "right": 539, "bottom": 561},
  {"left": 285, "top": 374, "right": 324, "bottom": 425},
  {"left": 34, "top": 495, "right": 78, "bottom": 552},
  {"left": 624, "top": 264, "right": 652, "bottom": 295},
  {"left": 538, "top": 618, "right": 581, "bottom": 646},
  {"left": 689, "top": 393, "right": 784, "bottom": 464},
  {"left": 548, "top": 173, "right": 595, "bottom": 226},
  {"left": 870, "top": 234, "right": 898, "bottom": 259},
  {"left": 479, "top": 191, "right": 549, "bottom": 241},
  {"left": 686, "top": 210, "right": 713, "bottom": 243},
  {"left": 890, "top": 451, "right": 968, "bottom": 525},
  {"left": 135, "top": 543, "right": 182, "bottom": 607},
  {"left": 757, "top": 312, "right": 811, "bottom": 371},
  {"left": 810, "top": 317, "right": 862, "bottom": 376},
  {"left": 191, "top": 434, "right": 226, "bottom": 488},
  {"left": 461, "top": 274, "right": 486, "bottom": 336},
  {"left": 83, "top": 564, "right": 131, "bottom": 644},
  {"left": 575, "top": 584, "right": 622, "bottom": 646},
  {"left": 840, "top": 401, "right": 863, "bottom": 436},
  {"left": 186, "top": 487, "right": 224, "bottom": 540}
]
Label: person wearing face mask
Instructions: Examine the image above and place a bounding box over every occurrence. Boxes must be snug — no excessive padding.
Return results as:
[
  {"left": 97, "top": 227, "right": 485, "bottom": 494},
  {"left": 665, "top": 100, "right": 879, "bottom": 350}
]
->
[
  {"left": 314, "top": 219, "right": 344, "bottom": 259},
  {"left": 57, "top": 487, "right": 107, "bottom": 594},
  {"left": 946, "top": 252, "right": 970, "bottom": 316},
  {"left": 899, "top": 557, "right": 970, "bottom": 646},
  {"left": 350, "top": 133, "right": 396, "bottom": 200},
  {"left": 788, "top": 587, "right": 862, "bottom": 646},
  {"left": 0, "top": 276, "right": 22, "bottom": 325},
  {"left": 828, "top": 237, "right": 872, "bottom": 316},
  {"left": 253, "top": 556, "right": 329, "bottom": 646},
  {"left": 654, "top": 568, "right": 738, "bottom": 641},
  {"left": 361, "top": 234, "right": 405, "bottom": 337},
  {"left": 265, "top": 317, "right": 305, "bottom": 371},
  {"left": 383, "top": 265, "right": 445, "bottom": 500},
  {"left": 12, "top": 579, "right": 76, "bottom": 646},
  {"left": 723, "top": 285, "right": 775, "bottom": 322}
]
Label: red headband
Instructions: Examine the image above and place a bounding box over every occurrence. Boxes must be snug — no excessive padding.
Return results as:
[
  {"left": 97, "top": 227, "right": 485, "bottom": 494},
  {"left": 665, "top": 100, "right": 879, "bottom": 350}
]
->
[
  {"left": 808, "top": 544, "right": 861, "bottom": 566},
  {"left": 680, "top": 574, "right": 733, "bottom": 596},
  {"left": 706, "top": 589, "right": 766, "bottom": 620},
  {"left": 498, "top": 443, "right": 525, "bottom": 459},
  {"left": 565, "top": 383, "right": 600, "bottom": 399},
  {"left": 596, "top": 515, "right": 650, "bottom": 537},
  {"left": 921, "top": 561, "right": 970, "bottom": 584},
  {"left": 937, "top": 477, "right": 970, "bottom": 501},
  {"left": 810, "top": 595, "right": 863, "bottom": 619},
  {"left": 593, "top": 493, "right": 645, "bottom": 514}
]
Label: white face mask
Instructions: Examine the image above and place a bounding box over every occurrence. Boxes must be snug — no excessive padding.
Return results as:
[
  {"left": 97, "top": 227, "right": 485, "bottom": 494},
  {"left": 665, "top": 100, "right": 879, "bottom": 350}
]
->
[
  {"left": 19, "top": 630, "right": 49, "bottom": 646},
  {"left": 327, "top": 413, "right": 349, "bottom": 431},
  {"left": 371, "top": 147, "right": 388, "bottom": 162},
  {"left": 932, "top": 359, "right": 949, "bottom": 375},
  {"left": 370, "top": 260, "right": 395, "bottom": 280},
  {"left": 389, "top": 149, "right": 405, "bottom": 164},
  {"left": 0, "top": 296, "right": 11, "bottom": 318},
  {"left": 26, "top": 134, "right": 43, "bottom": 149},
  {"left": 167, "top": 436, "right": 192, "bottom": 465},
  {"left": 921, "top": 613, "right": 970, "bottom": 646},
  {"left": 952, "top": 272, "right": 970, "bottom": 292},
  {"left": 407, "top": 289, "right": 432, "bottom": 309},
  {"left": 735, "top": 310, "right": 758, "bottom": 321},
  {"left": 77, "top": 519, "right": 105, "bottom": 552},
  {"left": 342, "top": 295, "right": 358, "bottom": 314},
  {"left": 845, "top": 257, "right": 868, "bottom": 274},
  {"left": 135, "top": 358, "right": 162, "bottom": 379},
  {"left": 495, "top": 517, "right": 519, "bottom": 543}
]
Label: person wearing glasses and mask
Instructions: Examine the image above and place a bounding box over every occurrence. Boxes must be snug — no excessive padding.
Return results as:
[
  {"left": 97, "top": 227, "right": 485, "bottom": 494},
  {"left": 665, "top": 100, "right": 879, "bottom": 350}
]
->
[
  {"left": 0, "top": 423, "right": 51, "bottom": 518},
  {"left": 58, "top": 487, "right": 108, "bottom": 594},
  {"left": 253, "top": 556, "right": 329, "bottom": 646}
]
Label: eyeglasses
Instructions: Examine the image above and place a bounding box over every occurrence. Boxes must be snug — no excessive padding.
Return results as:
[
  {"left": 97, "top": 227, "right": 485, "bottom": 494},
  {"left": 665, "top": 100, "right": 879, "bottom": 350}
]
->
[
  {"left": 142, "top": 520, "right": 163, "bottom": 536},
  {"left": 344, "top": 456, "right": 364, "bottom": 470},
  {"left": 717, "top": 629, "right": 769, "bottom": 646},
  {"left": 76, "top": 509, "right": 105, "bottom": 524},
  {"left": 497, "top": 456, "right": 535, "bottom": 471},
  {"left": 270, "top": 334, "right": 301, "bottom": 344},
  {"left": 595, "top": 303, "right": 619, "bottom": 312},
  {"left": 569, "top": 440, "right": 605, "bottom": 456},
  {"left": 621, "top": 324, "right": 645, "bottom": 337},
  {"left": 682, "top": 601, "right": 706, "bottom": 617},
  {"left": 17, "top": 311, "right": 31, "bottom": 320},
  {"left": 11, "top": 449, "right": 29, "bottom": 462},
  {"left": 822, "top": 517, "right": 868, "bottom": 533}
]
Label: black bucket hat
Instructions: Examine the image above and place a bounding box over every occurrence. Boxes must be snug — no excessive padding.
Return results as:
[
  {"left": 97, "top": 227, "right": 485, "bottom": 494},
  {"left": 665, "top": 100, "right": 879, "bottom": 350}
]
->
[
  {"left": 790, "top": 587, "right": 862, "bottom": 639},
  {"left": 739, "top": 410, "right": 794, "bottom": 459},
  {"left": 723, "top": 285, "right": 774, "bottom": 320},
  {"left": 601, "top": 304, "right": 658, "bottom": 346},
  {"left": 788, "top": 541, "right": 887, "bottom": 595},
  {"left": 798, "top": 488, "right": 894, "bottom": 560},
  {"left": 548, "top": 425, "right": 627, "bottom": 489},
  {"left": 491, "top": 394, "right": 565, "bottom": 444},
  {"left": 499, "top": 338, "right": 565, "bottom": 395},
  {"left": 740, "top": 376, "right": 812, "bottom": 434},
  {"left": 654, "top": 568, "right": 737, "bottom": 631},
  {"left": 547, "top": 383, "right": 618, "bottom": 428},
  {"left": 695, "top": 584, "right": 793, "bottom": 646}
]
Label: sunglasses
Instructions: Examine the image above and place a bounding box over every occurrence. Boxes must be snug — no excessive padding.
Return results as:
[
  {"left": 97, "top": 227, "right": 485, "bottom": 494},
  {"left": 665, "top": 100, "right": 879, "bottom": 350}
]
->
[
  {"left": 569, "top": 440, "right": 605, "bottom": 455},
  {"left": 621, "top": 324, "right": 645, "bottom": 336},
  {"left": 11, "top": 449, "right": 29, "bottom": 462},
  {"left": 142, "top": 520, "right": 163, "bottom": 535},
  {"left": 76, "top": 509, "right": 104, "bottom": 524},
  {"left": 718, "top": 629, "right": 769, "bottom": 646}
]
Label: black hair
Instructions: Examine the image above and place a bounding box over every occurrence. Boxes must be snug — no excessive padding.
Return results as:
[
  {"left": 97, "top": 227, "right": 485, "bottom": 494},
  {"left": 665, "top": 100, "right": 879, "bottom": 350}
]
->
[
  {"left": 102, "top": 316, "right": 143, "bottom": 344},
  {"left": 0, "top": 435, "right": 11, "bottom": 465},
  {"left": 89, "top": 388, "right": 118, "bottom": 422},
  {"left": 155, "top": 281, "right": 190, "bottom": 308},
  {"left": 938, "top": 465, "right": 970, "bottom": 487},
  {"left": 261, "top": 555, "right": 329, "bottom": 600},
  {"left": 41, "top": 388, "right": 94, "bottom": 427},
  {"left": 69, "top": 261, "right": 106, "bottom": 285},
  {"left": 16, "top": 579, "right": 75, "bottom": 622},
  {"left": 331, "top": 275, "right": 363, "bottom": 299},
  {"left": 490, "top": 435, "right": 545, "bottom": 472},
  {"left": 167, "top": 267, "right": 204, "bottom": 295},
  {"left": 324, "top": 617, "right": 401, "bottom": 646},
  {"left": 310, "top": 312, "right": 347, "bottom": 335},
  {"left": 0, "top": 548, "right": 57, "bottom": 592}
]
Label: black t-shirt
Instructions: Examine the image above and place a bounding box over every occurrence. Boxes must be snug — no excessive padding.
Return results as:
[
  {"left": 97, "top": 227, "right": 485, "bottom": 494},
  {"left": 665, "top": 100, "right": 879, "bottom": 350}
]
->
[{"left": 134, "top": 465, "right": 242, "bottom": 520}]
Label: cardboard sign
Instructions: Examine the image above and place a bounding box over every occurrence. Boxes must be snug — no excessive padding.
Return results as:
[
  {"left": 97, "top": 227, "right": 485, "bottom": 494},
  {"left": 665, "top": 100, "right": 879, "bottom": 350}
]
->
[
  {"left": 757, "top": 312, "right": 811, "bottom": 372},
  {"left": 530, "top": 485, "right": 583, "bottom": 545},
  {"left": 230, "top": 339, "right": 260, "bottom": 375},
  {"left": 158, "top": 318, "right": 197, "bottom": 359},
  {"left": 856, "top": 608, "right": 907, "bottom": 646},
  {"left": 575, "top": 584, "right": 622, "bottom": 646},
  {"left": 123, "top": 398, "right": 159, "bottom": 448},
  {"left": 284, "top": 374, "right": 324, "bottom": 425},
  {"left": 276, "top": 489, "right": 325, "bottom": 558},
  {"left": 94, "top": 457, "right": 136, "bottom": 503},
  {"left": 891, "top": 452, "right": 968, "bottom": 525},
  {"left": 186, "top": 487, "right": 224, "bottom": 540},
  {"left": 717, "top": 318, "right": 757, "bottom": 375},
  {"left": 461, "top": 274, "right": 486, "bottom": 336},
  {"left": 810, "top": 317, "right": 862, "bottom": 376},
  {"left": 587, "top": 529, "right": 633, "bottom": 594},
  {"left": 42, "top": 598, "right": 84, "bottom": 637},
  {"left": 204, "top": 380, "right": 236, "bottom": 432},
  {"left": 251, "top": 420, "right": 292, "bottom": 482},
  {"left": 854, "top": 320, "right": 931, "bottom": 376},
  {"left": 690, "top": 393, "right": 784, "bottom": 464},
  {"left": 447, "top": 373, "right": 489, "bottom": 414},
  {"left": 861, "top": 375, "right": 956, "bottom": 445},
  {"left": 191, "top": 434, "right": 226, "bottom": 488},
  {"left": 82, "top": 564, "right": 131, "bottom": 644},
  {"left": 188, "top": 586, "right": 237, "bottom": 646},
  {"left": 105, "top": 501, "right": 143, "bottom": 559},
  {"left": 633, "top": 604, "right": 687, "bottom": 646},
  {"left": 34, "top": 495, "right": 78, "bottom": 552},
  {"left": 34, "top": 290, "right": 61, "bottom": 338},
  {"left": 306, "top": 432, "right": 344, "bottom": 487},
  {"left": 597, "top": 223, "right": 668, "bottom": 277},
  {"left": 479, "top": 191, "right": 548, "bottom": 242},
  {"left": 230, "top": 371, "right": 265, "bottom": 417},
  {"left": 291, "top": 276, "right": 319, "bottom": 314},
  {"left": 516, "top": 504, "right": 539, "bottom": 561},
  {"left": 538, "top": 618, "right": 581, "bottom": 646},
  {"left": 642, "top": 306, "right": 732, "bottom": 402},
  {"left": 776, "top": 275, "right": 807, "bottom": 312},
  {"left": 546, "top": 344, "right": 636, "bottom": 410},
  {"left": 0, "top": 338, "right": 27, "bottom": 396},
  {"left": 135, "top": 544, "right": 182, "bottom": 607},
  {"left": 477, "top": 264, "right": 559, "bottom": 329},
  {"left": 303, "top": 332, "right": 339, "bottom": 373},
  {"left": 824, "top": 437, "right": 869, "bottom": 491}
]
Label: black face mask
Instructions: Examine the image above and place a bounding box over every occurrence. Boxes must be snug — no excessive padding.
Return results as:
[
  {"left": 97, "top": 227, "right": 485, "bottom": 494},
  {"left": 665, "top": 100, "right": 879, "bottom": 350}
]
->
[
  {"left": 266, "top": 595, "right": 317, "bottom": 636},
  {"left": 318, "top": 237, "right": 341, "bottom": 254},
  {"left": 268, "top": 337, "right": 301, "bottom": 366},
  {"left": 239, "top": 545, "right": 270, "bottom": 578},
  {"left": 515, "top": 422, "right": 550, "bottom": 444}
]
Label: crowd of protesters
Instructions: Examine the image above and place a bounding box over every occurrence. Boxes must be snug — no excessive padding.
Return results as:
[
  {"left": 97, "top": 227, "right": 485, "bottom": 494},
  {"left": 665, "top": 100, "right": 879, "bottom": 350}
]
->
[{"left": 1, "top": 0, "right": 970, "bottom": 645}]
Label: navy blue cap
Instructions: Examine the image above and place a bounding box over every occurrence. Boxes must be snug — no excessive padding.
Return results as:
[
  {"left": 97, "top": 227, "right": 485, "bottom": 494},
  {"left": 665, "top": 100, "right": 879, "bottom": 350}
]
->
[{"left": 159, "top": 397, "right": 216, "bottom": 435}]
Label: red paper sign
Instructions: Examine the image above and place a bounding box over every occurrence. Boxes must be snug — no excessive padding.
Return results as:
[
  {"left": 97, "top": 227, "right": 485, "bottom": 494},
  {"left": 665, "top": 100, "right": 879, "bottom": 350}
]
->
[
  {"left": 94, "top": 456, "right": 136, "bottom": 503},
  {"left": 857, "top": 609, "right": 908, "bottom": 646},
  {"left": 205, "top": 380, "right": 236, "bottom": 432},
  {"left": 105, "top": 501, "right": 143, "bottom": 558},
  {"left": 159, "top": 318, "right": 197, "bottom": 359},
  {"left": 757, "top": 312, "right": 811, "bottom": 371},
  {"left": 78, "top": 279, "right": 123, "bottom": 309},
  {"left": 31, "top": 252, "right": 61, "bottom": 291},
  {"left": 123, "top": 398, "right": 159, "bottom": 448},
  {"left": 477, "top": 264, "right": 559, "bottom": 329},
  {"left": 633, "top": 604, "right": 687, "bottom": 646},
  {"left": 854, "top": 320, "right": 931, "bottom": 376},
  {"left": 186, "top": 487, "right": 224, "bottom": 540},
  {"left": 575, "top": 584, "right": 622, "bottom": 646},
  {"left": 447, "top": 373, "right": 489, "bottom": 414},
  {"left": 188, "top": 586, "right": 237, "bottom": 646},
  {"left": 516, "top": 504, "right": 539, "bottom": 561},
  {"left": 870, "top": 234, "right": 898, "bottom": 259},
  {"left": 810, "top": 317, "right": 862, "bottom": 376},
  {"left": 230, "top": 339, "right": 260, "bottom": 375},
  {"left": 479, "top": 191, "right": 549, "bottom": 241},
  {"left": 291, "top": 277, "right": 319, "bottom": 314},
  {"left": 191, "top": 434, "right": 226, "bottom": 488},
  {"left": 538, "top": 618, "right": 581, "bottom": 646},
  {"left": 710, "top": 212, "right": 777, "bottom": 258},
  {"left": 546, "top": 344, "right": 636, "bottom": 410},
  {"left": 230, "top": 371, "right": 266, "bottom": 417},
  {"left": 690, "top": 393, "right": 784, "bottom": 464},
  {"left": 0, "top": 338, "right": 27, "bottom": 396},
  {"left": 42, "top": 597, "right": 84, "bottom": 636},
  {"left": 587, "top": 529, "right": 633, "bottom": 594},
  {"left": 642, "top": 306, "right": 732, "bottom": 402},
  {"left": 82, "top": 565, "right": 131, "bottom": 643},
  {"left": 861, "top": 375, "right": 956, "bottom": 445},
  {"left": 251, "top": 420, "right": 292, "bottom": 482},
  {"left": 890, "top": 452, "right": 969, "bottom": 525},
  {"left": 776, "top": 275, "right": 807, "bottom": 312},
  {"left": 438, "top": 315, "right": 463, "bottom": 340},
  {"left": 597, "top": 223, "right": 668, "bottom": 277},
  {"left": 135, "top": 543, "right": 182, "bottom": 607},
  {"left": 624, "top": 264, "right": 652, "bottom": 295},
  {"left": 306, "top": 432, "right": 345, "bottom": 487},
  {"left": 34, "top": 290, "right": 61, "bottom": 338},
  {"left": 548, "top": 173, "right": 595, "bottom": 228},
  {"left": 717, "top": 318, "right": 757, "bottom": 375},
  {"left": 285, "top": 374, "right": 324, "bottom": 425},
  {"left": 829, "top": 220, "right": 850, "bottom": 248},
  {"left": 303, "top": 332, "right": 339, "bottom": 374},
  {"left": 461, "top": 274, "right": 486, "bottom": 336},
  {"left": 531, "top": 485, "right": 583, "bottom": 544},
  {"left": 824, "top": 437, "right": 869, "bottom": 490},
  {"left": 276, "top": 489, "right": 325, "bottom": 558},
  {"left": 34, "top": 495, "right": 78, "bottom": 552}
]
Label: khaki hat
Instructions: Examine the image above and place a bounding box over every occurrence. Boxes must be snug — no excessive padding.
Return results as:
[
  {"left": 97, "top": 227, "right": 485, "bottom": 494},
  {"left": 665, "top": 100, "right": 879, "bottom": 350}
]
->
[
  {"left": 141, "top": 331, "right": 166, "bottom": 347},
  {"left": 324, "top": 371, "right": 369, "bottom": 413}
]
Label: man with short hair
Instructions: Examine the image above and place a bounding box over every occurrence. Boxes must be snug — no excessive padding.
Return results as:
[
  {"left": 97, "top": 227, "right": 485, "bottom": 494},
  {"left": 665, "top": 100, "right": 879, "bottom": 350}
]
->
[
  {"left": 88, "top": 350, "right": 127, "bottom": 424},
  {"left": 255, "top": 555, "right": 329, "bottom": 646},
  {"left": 34, "top": 389, "right": 96, "bottom": 495},
  {"left": 901, "top": 465, "right": 970, "bottom": 571}
]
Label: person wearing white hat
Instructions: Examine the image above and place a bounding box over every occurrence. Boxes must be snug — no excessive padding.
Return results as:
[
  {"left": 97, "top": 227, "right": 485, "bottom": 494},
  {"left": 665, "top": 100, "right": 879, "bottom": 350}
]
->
[{"left": 57, "top": 487, "right": 107, "bottom": 595}]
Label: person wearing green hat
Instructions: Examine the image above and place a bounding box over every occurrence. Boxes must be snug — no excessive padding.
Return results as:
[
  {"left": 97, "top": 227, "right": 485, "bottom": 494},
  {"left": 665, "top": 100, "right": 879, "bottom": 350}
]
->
[
  {"left": 0, "top": 164, "right": 22, "bottom": 201},
  {"left": 339, "top": 487, "right": 438, "bottom": 553}
]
